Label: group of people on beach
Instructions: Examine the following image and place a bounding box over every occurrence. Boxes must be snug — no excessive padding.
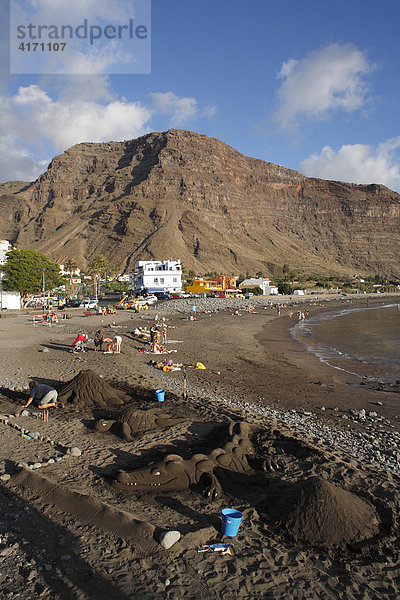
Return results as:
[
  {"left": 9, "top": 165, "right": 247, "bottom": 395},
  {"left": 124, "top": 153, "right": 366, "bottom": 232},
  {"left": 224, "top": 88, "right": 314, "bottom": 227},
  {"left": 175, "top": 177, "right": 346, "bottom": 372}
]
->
[
  {"left": 149, "top": 319, "right": 172, "bottom": 353},
  {"left": 71, "top": 329, "right": 122, "bottom": 354},
  {"left": 132, "top": 316, "right": 175, "bottom": 354}
]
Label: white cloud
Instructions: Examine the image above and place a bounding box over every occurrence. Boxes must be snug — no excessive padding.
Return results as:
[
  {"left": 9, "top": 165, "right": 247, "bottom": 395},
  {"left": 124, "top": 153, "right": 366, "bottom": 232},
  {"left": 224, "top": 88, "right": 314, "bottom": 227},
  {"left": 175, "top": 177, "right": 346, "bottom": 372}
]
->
[
  {"left": 20, "top": 0, "right": 134, "bottom": 26},
  {"left": 275, "top": 43, "right": 373, "bottom": 129},
  {"left": 10, "top": 0, "right": 147, "bottom": 75},
  {"left": 52, "top": 44, "right": 134, "bottom": 76},
  {"left": 300, "top": 137, "right": 400, "bottom": 192},
  {"left": 151, "top": 92, "right": 198, "bottom": 126},
  {"left": 2, "top": 84, "right": 151, "bottom": 150},
  {"left": 0, "top": 81, "right": 215, "bottom": 182},
  {"left": 0, "top": 83, "right": 152, "bottom": 181},
  {"left": 202, "top": 104, "right": 217, "bottom": 119},
  {"left": 0, "top": 136, "right": 48, "bottom": 182}
]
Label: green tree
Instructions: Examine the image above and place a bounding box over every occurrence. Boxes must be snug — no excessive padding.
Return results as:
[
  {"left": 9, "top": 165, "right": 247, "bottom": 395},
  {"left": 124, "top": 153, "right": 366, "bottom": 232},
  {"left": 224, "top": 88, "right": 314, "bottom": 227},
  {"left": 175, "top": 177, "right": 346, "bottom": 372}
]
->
[
  {"left": 241, "top": 286, "right": 263, "bottom": 295},
  {"left": 278, "top": 282, "right": 294, "bottom": 295},
  {"left": 2, "top": 249, "right": 63, "bottom": 295}
]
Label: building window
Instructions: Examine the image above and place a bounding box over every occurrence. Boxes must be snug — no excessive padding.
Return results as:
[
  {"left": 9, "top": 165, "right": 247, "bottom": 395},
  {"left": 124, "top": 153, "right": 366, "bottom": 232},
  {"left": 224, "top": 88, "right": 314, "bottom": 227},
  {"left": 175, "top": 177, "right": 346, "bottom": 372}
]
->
[
  {"left": 160, "top": 278, "right": 164, "bottom": 283},
  {"left": 173, "top": 278, "right": 177, "bottom": 282},
  {"left": 154, "top": 277, "right": 158, "bottom": 283}
]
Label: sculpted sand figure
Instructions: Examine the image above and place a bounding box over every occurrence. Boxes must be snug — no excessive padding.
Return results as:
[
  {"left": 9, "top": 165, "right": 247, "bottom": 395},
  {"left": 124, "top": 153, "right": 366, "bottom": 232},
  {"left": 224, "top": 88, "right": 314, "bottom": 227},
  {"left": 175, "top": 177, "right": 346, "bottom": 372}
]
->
[
  {"left": 58, "top": 369, "right": 129, "bottom": 408},
  {"left": 95, "top": 406, "right": 185, "bottom": 440},
  {"left": 113, "top": 421, "right": 274, "bottom": 499}
]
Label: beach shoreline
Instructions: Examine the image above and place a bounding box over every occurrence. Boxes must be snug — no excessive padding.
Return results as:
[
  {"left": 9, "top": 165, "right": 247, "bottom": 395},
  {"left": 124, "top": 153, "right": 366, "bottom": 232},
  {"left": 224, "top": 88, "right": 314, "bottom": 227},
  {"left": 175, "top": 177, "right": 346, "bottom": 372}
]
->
[{"left": 0, "top": 294, "right": 399, "bottom": 599}]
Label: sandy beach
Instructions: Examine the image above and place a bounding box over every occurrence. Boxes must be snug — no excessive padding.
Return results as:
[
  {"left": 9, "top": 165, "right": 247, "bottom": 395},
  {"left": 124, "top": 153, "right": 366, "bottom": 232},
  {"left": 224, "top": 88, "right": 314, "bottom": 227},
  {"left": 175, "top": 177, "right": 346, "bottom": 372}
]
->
[{"left": 0, "top": 294, "right": 399, "bottom": 599}]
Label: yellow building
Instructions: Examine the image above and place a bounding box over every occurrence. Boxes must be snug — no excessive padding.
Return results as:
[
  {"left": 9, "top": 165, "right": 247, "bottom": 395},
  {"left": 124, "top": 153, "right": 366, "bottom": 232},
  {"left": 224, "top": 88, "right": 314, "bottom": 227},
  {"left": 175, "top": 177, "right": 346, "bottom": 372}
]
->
[{"left": 186, "top": 275, "right": 238, "bottom": 295}]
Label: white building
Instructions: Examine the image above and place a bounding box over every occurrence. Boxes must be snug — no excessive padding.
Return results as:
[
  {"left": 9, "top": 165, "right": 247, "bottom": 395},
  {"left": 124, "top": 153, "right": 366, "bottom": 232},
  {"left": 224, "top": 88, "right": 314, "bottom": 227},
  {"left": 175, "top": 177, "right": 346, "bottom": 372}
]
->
[
  {"left": 59, "top": 264, "right": 81, "bottom": 277},
  {"left": 130, "top": 260, "right": 182, "bottom": 294},
  {"left": 0, "top": 240, "right": 21, "bottom": 309},
  {"left": 239, "top": 277, "right": 279, "bottom": 295}
]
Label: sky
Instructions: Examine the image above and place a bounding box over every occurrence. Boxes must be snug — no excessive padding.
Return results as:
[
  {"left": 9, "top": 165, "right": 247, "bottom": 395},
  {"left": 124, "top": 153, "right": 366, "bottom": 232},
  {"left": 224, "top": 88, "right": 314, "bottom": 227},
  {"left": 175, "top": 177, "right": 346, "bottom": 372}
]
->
[{"left": 1, "top": 0, "right": 400, "bottom": 191}]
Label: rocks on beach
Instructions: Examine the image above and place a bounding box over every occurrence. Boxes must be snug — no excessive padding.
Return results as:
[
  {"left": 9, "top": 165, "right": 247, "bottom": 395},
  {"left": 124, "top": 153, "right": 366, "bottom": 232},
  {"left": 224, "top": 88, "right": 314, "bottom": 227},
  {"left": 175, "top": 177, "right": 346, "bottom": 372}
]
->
[{"left": 159, "top": 530, "right": 181, "bottom": 550}]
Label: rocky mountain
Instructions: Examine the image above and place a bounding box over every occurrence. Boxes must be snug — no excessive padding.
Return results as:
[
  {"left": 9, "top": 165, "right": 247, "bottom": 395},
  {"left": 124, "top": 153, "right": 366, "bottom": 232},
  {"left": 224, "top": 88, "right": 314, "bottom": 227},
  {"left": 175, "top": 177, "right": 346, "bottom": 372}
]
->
[{"left": 1, "top": 129, "right": 400, "bottom": 276}]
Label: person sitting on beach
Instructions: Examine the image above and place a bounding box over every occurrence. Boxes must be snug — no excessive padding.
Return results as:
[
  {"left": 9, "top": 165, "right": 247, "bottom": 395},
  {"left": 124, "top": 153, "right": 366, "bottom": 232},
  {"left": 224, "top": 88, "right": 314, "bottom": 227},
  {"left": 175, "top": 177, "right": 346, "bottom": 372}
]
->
[
  {"left": 24, "top": 380, "right": 61, "bottom": 409},
  {"left": 94, "top": 329, "right": 104, "bottom": 352}
]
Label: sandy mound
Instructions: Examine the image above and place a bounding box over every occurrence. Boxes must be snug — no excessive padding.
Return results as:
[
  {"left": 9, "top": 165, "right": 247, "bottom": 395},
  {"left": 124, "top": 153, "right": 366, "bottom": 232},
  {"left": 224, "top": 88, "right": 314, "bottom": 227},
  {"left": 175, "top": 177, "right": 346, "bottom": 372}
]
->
[
  {"left": 58, "top": 369, "right": 128, "bottom": 408},
  {"left": 269, "top": 476, "right": 380, "bottom": 548}
]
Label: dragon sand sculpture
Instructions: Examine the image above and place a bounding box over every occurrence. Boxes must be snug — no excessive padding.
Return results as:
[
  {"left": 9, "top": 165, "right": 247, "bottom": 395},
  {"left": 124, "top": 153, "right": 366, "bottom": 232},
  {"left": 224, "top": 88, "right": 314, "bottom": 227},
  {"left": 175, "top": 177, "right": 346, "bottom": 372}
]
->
[
  {"left": 95, "top": 406, "right": 185, "bottom": 439},
  {"left": 113, "top": 421, "right": 274, "bottom": 499}
]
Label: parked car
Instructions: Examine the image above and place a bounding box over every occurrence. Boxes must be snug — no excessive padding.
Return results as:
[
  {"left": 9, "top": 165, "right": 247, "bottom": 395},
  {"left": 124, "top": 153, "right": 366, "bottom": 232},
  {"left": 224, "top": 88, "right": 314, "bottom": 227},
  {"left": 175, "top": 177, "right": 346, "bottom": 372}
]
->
[
  {"left": 24, "top": 299, "right": 43, "bottom": 308},
  {"left": 62, "top": 299, "right": 82, "bottom": 309},
  {"left": 130, "top": 295, "right": 158, "bottom": 308},
  {"left": 82, "top": 298, "right": 99, "bottom": 309},
  {"left": 153, "top": 292, "right": 172, "bottom": 300},
  {"left": 171, "top": 293, "right": 184, "bottom": 299},
  {"left": 141, "top": 295, "right": 158, "bottom": 305}
]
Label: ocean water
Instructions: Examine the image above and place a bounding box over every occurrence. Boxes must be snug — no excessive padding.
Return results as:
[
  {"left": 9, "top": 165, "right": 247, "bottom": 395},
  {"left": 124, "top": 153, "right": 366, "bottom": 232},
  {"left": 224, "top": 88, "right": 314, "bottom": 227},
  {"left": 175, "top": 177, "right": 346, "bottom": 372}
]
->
[{"left": 291, "top": 303, "right": 400, "bottom": 383}]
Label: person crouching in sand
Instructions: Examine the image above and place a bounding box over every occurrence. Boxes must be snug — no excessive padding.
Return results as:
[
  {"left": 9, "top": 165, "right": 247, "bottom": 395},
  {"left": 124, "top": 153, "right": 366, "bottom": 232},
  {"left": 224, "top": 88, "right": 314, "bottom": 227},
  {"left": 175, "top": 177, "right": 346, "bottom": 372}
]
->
[{"left": 24, "top": 380, "right": 62, "bottom": 409}]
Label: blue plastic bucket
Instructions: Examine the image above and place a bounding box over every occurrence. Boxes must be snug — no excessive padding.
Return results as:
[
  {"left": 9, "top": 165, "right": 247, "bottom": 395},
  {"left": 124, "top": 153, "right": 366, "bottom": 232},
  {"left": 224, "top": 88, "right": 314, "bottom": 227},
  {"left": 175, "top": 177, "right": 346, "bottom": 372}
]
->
[
  {"left": 155, "top": 389, "right": 165, "bottom": 402},
  {"left": 221, "top": 508, "right": 243, "bottom": 537}
]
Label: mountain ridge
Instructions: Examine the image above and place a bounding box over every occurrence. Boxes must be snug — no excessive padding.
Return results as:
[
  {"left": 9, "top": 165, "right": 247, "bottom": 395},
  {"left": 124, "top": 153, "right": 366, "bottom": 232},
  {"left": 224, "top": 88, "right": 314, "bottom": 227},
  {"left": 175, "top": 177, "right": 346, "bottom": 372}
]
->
[{"left": 1, "top": 129, "right": 399, "bottom": 276}]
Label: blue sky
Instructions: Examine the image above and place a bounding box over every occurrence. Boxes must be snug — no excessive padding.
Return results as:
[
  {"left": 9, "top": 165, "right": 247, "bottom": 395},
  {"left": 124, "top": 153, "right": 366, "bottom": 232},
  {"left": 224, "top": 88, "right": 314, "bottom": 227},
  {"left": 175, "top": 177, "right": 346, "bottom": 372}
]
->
[{"left": 1, "top": 0, "right": 400, "bottom": 191}]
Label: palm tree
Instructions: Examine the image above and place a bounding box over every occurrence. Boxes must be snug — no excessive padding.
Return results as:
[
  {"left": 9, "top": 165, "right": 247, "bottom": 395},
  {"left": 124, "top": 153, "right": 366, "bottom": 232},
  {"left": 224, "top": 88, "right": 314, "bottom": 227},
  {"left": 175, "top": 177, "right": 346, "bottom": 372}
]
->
[
  {"left": 88, "top": 255, "right": 109, "bottom": 298},
  {"left": 64, "top": 258, "right": 78, "bottom": 291},
  {"left": 282, "top": 263, "right": 289, "bottom": 282}
]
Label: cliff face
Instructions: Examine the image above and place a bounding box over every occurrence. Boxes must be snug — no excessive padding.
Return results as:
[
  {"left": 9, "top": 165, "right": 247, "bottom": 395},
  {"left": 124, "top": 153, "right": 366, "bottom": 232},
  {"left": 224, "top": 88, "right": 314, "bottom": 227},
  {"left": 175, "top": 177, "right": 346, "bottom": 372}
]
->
[{"left": 1, "top": 129, "right": 399, "bottom": 275}]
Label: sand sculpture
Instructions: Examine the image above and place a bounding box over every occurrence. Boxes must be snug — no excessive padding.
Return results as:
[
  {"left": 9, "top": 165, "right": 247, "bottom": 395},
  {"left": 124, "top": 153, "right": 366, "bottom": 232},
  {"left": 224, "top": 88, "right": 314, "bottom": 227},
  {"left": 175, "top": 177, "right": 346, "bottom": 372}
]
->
[
  {"left": 114, "top": 421, "right": 262, "bottom": 499},
  {"left": 58, "top": 370, "right": 129, "bottom": 408},
  {"left": 94, "top": 406, "right": 185, "bottom": 439},
  {"left": 269, "top": 476, "right": 380, "bottom": 548}
]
